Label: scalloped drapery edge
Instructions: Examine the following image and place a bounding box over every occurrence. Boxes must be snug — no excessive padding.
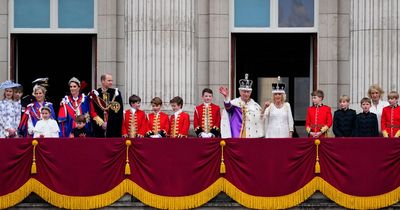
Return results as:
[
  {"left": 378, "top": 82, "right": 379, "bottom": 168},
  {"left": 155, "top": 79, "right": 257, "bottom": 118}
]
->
[{"left": 1, "top": 177, "right": 400, "bottom": 209}]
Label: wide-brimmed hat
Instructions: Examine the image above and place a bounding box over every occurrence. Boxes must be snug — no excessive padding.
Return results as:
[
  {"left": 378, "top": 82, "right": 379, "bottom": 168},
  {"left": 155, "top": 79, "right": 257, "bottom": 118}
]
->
[
  {"left": 0, "top": 80, "right": 21, "bottom": 89},
  {"left": 32, "top": 78, "right": 49, "bottom": 87}
]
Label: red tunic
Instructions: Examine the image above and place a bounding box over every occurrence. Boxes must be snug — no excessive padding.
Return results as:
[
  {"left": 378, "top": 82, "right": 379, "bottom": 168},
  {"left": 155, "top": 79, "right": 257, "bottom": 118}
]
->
[
  {"left": 381, "top": 105, "right": 400, "bottom": 137},
  {"left": 121, "top": 109, "right": 148, "bottom": 138},
  {"left": 193, "top": 103, "right": 221, "bottom": 137},
  {"left": 147, "top": 112, "right": 170, "bottom": 137},
  {"left": 169, "top": 112, "right": 190, "bottom": 138},
  {"left": 305, "top": 105, "right": 333, "bottom": 138}
]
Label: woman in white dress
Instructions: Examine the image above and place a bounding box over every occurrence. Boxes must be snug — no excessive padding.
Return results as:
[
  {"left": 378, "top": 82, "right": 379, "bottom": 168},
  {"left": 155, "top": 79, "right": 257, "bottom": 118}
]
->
[
  {"left": 368, "top": 84, "right": 389, "bottom": 132},
  {"left": 262, "top": 80, "right": 294, "bottom": 138}
]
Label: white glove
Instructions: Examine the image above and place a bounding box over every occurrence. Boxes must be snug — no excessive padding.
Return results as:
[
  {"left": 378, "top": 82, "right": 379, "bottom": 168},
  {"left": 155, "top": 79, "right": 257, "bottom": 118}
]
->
[
  {"left": 150, "top": 134, "right": 161, "bottom": 138},
  {"left": 207, "top": 133, "right": 214, "bottom": 138},
  {"left": 200, "top": 132, "right": 210, "bottom": 138}
]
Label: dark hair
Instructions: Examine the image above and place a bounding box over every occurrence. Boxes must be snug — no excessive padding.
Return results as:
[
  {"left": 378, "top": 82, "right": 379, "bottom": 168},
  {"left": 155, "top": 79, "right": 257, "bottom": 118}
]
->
[
  {"left": 170, "top": 96, "right": 183, "bottom": 107},
  {"left": 311, "top": 90, "right": 324, "bottom": 99},
  {"left": 360, "top": 97, "right": 371, "bottom": 105},
  {"left": 151, "top": 97, "right": 163, "bottom": 106},
  {"left": 75, "top": 115, "right": 86, "bottom": 123},
  {"left": 14, "top": 86, "right": 23, "bottom": 92},
  {"left": 129, "top": 95, "right": 141, "bottom": 105},
  {"left": 202, "top": 88, "right": 213, "bottom": 96}
]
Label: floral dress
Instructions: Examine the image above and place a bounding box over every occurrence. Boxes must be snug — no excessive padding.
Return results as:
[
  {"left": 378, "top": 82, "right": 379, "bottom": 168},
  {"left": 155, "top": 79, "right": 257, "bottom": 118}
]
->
[{"left": 0, "top": 99, "right": 21, "bottom": 138}]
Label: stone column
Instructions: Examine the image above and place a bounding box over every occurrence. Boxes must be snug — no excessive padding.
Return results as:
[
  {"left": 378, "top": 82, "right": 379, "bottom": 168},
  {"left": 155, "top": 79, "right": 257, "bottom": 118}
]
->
[
  {"left": 0, "top": 0, "right": 8, "bottom": 80},
  {"left": 125, "top": 0, "right": 196, "bottom": 111},
  {"left": 350, "top": 0, "right": 400, "bottom": 106}
]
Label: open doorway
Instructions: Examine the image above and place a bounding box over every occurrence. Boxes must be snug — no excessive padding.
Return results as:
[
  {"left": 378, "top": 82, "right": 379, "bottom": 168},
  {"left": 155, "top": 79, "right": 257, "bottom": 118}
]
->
[
  {"left": 232, "top": 33, "right": 316, "bottom": 135},
  {"left": 11, "top": 34, "right": 95, "bottom": 113}
]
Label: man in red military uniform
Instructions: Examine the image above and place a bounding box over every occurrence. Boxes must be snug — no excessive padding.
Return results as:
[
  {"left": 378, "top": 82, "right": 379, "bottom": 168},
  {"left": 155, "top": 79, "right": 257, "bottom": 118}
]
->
[
  {"left": 381, "top": 91, "right": 400, "bottom": 138},
  {"left": 306, "top": 90, "right": 333, "bottom": 138},
  {"left": 146, "top": 97, "right": 170, "bottom": 138},
  {"left": 169, "top": 96, "right": 190, "bottom": 138},
  {"left": 194, "top": 88, "right": 221, "bottom": 138},
  {"left": 122, "top": 95, "right": 148, "bottom": 138}
]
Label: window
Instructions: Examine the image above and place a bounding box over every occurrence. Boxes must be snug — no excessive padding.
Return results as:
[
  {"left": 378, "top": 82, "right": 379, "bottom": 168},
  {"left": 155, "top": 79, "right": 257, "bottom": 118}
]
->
[
  {"left": 278, "top": 0, "right": 314, "bottom": 27},
  {"left": 231, "top": 0, "right": 317, "bottom": 32},
  {"left": 58, "top": 0, "right": 94, "bottom": 28},
  {"left": 11, "top": 0, "right": 96, "bottom": 33},
  {"left": 234, "top": 0, "right": 270, "bottom": 27},
  {"left": 14, "top": 0, "right": 50, "bottom": 28}
]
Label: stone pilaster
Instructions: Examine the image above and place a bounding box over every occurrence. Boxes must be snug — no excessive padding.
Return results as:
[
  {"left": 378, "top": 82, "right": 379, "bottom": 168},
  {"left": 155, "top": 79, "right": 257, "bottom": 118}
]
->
[
  {"left": 350, "top": 0, "right": 400, "bottom": 106},
  {"left": 125, "top": 0, "right": 196, "bottom": 111},
  {"left": 0, "top": 0, "right": 8, "bottom": 80}
]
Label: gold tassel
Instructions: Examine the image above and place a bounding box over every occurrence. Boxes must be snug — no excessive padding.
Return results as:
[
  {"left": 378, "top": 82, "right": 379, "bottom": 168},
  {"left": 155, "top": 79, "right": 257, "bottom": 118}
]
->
[
  {"left": 31, "top": 140, "right": 38, "bottom": 174},
  {"left": 314, "top": 139, "right": 320, "bottom": 174},
  {"left": 125, "top": 140, "right": 132, "bottom": 175},
  {"left": 220, "top": 140, "right": 226, "bottom": 174},
  {"left": 220, "top": 162, "right": 226, "bottom": 174}
]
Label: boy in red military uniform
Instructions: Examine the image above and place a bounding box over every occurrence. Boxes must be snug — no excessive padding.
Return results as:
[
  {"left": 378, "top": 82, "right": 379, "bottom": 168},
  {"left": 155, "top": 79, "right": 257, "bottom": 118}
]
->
[
  {"left": 194, "top": 88, "right": 221, "bottom": 138},
  {"left": 146, "top": 97, "right": 170, "bottom": 138},
  {"left": 381, "top": 91, "right": 400, "bottom": 138},
  {"left": 306, "top": 90, "right": 332, "bottom": 138},
  {"left": 169, "top": 96, "right": 190, "bottom": 138},
  {"left": 122, "top": 95, "right": 148, "bottom": 138}
]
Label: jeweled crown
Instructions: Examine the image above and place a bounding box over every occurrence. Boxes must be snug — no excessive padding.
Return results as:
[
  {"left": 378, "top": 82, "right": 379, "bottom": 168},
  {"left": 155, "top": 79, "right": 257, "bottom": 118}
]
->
[{"left": 239, "top": 73, "right": 253, "bottom": 91}]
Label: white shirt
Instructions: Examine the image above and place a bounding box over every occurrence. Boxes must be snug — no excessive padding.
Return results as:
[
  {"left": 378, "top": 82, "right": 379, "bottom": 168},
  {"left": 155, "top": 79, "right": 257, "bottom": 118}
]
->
[
  {"left": 370, "top": 100, "right": 389, "bottom": 132},
  {"left": 174, "top": 109, "right": 182, "bottom": 119}
]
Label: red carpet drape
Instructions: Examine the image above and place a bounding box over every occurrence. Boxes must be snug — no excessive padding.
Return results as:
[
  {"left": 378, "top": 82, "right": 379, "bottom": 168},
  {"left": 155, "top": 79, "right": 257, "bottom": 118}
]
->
[{"left": 1, "top": 138, "right": 400, "bottom": 209}]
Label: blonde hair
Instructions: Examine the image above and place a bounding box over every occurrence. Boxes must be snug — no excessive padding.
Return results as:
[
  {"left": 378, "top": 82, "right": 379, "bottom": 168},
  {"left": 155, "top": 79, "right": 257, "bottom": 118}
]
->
[
  {"left": 387, "top": 91, "right": 399, "bottom": 99},
  {"left": 339, "top": 95, "right": 350, "bottom": 103},
  {"left": 32, "top": 85, "right": 47, "bottom": 96},
  {"left": 271, "top": 93, "right": 286, "bottom": 103},
  {"left": 368, "top": 84, "right": 384, "bottom": 99}
]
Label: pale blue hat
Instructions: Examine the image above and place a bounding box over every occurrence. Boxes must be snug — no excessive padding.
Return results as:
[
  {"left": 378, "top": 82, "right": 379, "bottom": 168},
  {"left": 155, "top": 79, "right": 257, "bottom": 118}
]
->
[{"left": 0, "top": 80, "right": 21, "bottom": 89}]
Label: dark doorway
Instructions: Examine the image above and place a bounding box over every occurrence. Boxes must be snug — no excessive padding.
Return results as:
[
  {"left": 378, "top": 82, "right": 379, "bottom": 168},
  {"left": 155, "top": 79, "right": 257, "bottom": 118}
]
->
[
  {"left": 233, "top": 33, "right": 315, "bottom": 129},
  {"left": 12, "top": 34, "right": 95, "bottom": 113}
]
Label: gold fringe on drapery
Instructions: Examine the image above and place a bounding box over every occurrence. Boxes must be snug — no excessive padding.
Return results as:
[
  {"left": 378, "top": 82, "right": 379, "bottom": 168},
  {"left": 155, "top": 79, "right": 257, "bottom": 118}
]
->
[
  {"left": 2, "top": 177, "right": 400, "bottom": 209},
  {"left": 223, "top": 178, "right": 318, "bottom": 209},
  {"left": 317, "top": 177, "right": 400, "bottom": 209},
  {"left": 127, "top": 178, "right": 224, "bottom": 209}
]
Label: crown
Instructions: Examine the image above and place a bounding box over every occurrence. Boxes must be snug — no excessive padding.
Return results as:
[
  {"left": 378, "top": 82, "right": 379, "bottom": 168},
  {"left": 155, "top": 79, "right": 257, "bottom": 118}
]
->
[
  {"left": 239, "top": 73, "right": 253, "bottom": 91},
  {"left": 272, "top": 76, "right": 285, "bottom": 94}
]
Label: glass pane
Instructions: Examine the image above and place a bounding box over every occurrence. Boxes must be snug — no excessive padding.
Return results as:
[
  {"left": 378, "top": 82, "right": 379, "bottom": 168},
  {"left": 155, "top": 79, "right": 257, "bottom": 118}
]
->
[
  {"left": 58, "top": 0, "right": 94, "bottom": 28},
  {"left": 235, "top": 0, "right": 270, "bottom": 27},
  {"left": 294, "top": 77, "right": 310, "bottom": 121},
  {"left": 14, "top": 0, "right": 50, "bottom": 28},
  {"left": 279, "top": 0, "right": 314, "bottom": 27}
]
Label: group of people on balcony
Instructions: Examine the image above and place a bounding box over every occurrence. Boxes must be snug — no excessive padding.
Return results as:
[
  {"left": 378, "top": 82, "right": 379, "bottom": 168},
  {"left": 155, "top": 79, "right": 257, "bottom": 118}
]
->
[{"left": 0, "top": 73, "right": 399, "bottom": 139}]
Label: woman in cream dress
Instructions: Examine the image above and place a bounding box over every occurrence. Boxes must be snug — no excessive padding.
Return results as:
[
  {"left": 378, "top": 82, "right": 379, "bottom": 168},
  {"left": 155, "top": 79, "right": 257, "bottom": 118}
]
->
[{"left": 262, "top": 80, "right": 294, "bottom": 138}]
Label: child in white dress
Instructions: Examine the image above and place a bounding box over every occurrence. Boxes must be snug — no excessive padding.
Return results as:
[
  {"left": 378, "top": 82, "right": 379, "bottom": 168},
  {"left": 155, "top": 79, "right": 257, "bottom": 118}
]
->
[{"left": 33, "top": 106, "right": 59, "bottom": 138}]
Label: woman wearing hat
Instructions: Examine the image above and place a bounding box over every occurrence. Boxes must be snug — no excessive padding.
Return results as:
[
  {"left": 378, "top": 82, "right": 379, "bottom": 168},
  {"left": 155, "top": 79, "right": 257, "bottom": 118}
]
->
[
  {"left": 0, "top": 80, "right": 21, "bottom": 138},
  {"left": 58, "top": 77, "right": 91, "bottom": 137},
  {"left": 18, "top": 85, "right": 56, "bottom": 137},
  {"left": 262, "top": 77, "right": 294, "bottom": 138}
]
